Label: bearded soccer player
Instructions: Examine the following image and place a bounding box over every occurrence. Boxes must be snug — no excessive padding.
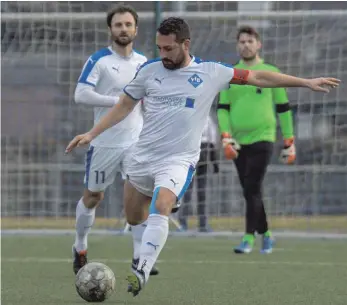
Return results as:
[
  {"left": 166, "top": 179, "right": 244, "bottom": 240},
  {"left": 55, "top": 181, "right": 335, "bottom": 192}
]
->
[
  {"left": 66, "top": 17, "right": 339, "bottom": 296},
  {"left": 218, "top": 26, "right": 296, "bottom": 254},
  {"left": 72, "top": 5, "right": 159, "bottom": 276}
]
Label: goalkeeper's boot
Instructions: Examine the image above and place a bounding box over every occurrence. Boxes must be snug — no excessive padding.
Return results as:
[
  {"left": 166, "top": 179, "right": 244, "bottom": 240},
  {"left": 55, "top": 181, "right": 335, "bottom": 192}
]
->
[
  {"left": 132, "top": 258, "right": 159, "bottom": 276},
  {"left": 233, "top": 234, "right": 254, "bottom": 254},
  {"left": 127, "top": 269, "right": 146, "bottom": 297},
  {"left": 260, "top": 232, "right": 274, "bottom": 254},
  {"left": 72, "top": 246, "right": 88, "bottom": 275}
]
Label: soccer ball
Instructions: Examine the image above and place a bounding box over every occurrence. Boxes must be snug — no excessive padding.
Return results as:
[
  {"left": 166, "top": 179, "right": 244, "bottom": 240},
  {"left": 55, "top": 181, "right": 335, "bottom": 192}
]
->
[{"left": 75, "top": 262, "right": 116, "bottom": 302}]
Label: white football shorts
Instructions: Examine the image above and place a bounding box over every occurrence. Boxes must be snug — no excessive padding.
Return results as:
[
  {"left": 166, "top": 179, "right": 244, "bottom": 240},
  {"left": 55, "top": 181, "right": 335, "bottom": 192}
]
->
[
  {"left": 124, "top": 156, "right": 196, "bottom": 200},
  {"left": 83, "top": 145, "right": 129, "bottom": 192}
]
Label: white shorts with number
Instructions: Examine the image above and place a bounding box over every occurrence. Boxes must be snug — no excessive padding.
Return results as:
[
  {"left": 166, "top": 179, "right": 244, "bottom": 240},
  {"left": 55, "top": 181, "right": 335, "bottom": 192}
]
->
[
  {"left": 124, "top": 156, "right": 196, "bottom": 200},
  {"left": 84, "top": 145, "right": 129, "bottom": 192}
]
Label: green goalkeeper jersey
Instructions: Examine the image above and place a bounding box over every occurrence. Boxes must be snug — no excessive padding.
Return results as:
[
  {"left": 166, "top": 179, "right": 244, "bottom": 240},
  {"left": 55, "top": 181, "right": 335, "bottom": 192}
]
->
[{"left": 218, "top": 59, "right": 294, "bottom": 145}]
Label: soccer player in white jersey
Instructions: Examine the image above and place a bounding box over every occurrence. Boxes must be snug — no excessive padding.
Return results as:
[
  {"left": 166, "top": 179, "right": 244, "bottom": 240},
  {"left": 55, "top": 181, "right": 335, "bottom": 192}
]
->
[
  {"left": 72, "top": 5, "right": 159, "bottom": 277},
  {"left": 66, "top": 17, "right": 340, "bottom": 295}
]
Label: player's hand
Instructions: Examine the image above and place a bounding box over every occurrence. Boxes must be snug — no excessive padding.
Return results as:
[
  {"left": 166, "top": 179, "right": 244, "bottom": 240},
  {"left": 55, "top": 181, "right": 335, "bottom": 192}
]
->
[
  {"left": 279, "top": 137, "right": 296, "bottom": 165},
  {"left": 221, "top": 132, "right": 240, "bottom": 160},
  {"left": 306, "top": 78, "right": 340, "bottom": 93},
  {"left": 65, "top": 132, "right": 94, "bottom": 154}
]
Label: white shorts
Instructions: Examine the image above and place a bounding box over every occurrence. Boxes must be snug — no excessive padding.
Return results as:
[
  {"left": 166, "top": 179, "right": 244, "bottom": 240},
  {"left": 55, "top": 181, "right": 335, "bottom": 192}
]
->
[
  {"left": 124, "top": 156, "right": 196, "bottom": 200},
  {"left": 84, "top": 145, "right": 129, "bottom": 192}
]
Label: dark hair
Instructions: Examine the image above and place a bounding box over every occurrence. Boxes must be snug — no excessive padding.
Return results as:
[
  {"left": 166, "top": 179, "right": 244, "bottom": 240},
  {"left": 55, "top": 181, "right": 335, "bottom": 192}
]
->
[
  {"left": 157, "top": 17, "right": 190, "bottom": 42},
  {"left": 106, "top": 5, "right": 138, "bottom": 27},
  {"left": 237, "top": 26, "right": 260, "bottom": 41}
]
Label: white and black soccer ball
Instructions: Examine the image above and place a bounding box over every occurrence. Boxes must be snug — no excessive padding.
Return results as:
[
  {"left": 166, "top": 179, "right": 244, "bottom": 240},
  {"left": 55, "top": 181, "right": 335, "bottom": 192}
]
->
[{"left": 75, "top": 262, "right": 116, "bottom": 302}]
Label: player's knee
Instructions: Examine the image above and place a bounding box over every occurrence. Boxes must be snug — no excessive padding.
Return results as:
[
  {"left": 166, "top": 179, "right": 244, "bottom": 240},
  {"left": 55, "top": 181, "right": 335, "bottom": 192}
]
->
[
  {"left": 150, "top": 188, "right": 176, "bottom": 216},
  {"left": 243, "top": 186, "right": 262, "bottom": 206},
  {"left": 243, "top": 179, "right": 261, "bottom": 195},
  {"left": 126, "top": 218, "right": 142, "bottom": 226},
  {"left": 83, "top": 190, "right": 104, "bottom": 209},
  {"left": 125, "top": 206, "right": 149, "bottom": 225},
  {"left": 124, "top": 182, "right": 150, "bottom": 224}
]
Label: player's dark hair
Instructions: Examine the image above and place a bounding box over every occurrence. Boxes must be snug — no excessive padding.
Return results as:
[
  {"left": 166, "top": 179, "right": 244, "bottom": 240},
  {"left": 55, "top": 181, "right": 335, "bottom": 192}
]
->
[
  {"left": 237, "top": 26, "right": 260, "bottom": 41},
  {"left": 157, "top": 17, "right": 190, "bottom": 42},
  {"left": 106, "top": 5, "right": 138, "bottom": 27}
]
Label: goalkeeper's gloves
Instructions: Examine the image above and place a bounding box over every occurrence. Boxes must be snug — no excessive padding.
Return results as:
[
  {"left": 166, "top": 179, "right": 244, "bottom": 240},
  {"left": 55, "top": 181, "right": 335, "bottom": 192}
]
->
[
  {"left": 221, "top": 132, "right": 240, "bottom": 160},
  {"left": 279, "top": 137, "right": 296, "bottom": 164}
]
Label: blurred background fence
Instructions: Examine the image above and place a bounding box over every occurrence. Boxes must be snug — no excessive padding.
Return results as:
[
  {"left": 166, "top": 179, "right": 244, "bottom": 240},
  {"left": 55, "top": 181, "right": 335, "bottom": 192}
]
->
[{"left": 1, "top": 1, "right": 347, "bottom": 233}]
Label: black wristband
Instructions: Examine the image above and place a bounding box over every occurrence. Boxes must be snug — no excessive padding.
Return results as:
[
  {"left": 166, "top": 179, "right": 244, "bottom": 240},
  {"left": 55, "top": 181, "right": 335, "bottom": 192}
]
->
[
  {"left": 276, "top": 102, "right": 291, "bottom": 113},
  {"left": 217, "top": 104, "right": 230, "bottom": 111}
]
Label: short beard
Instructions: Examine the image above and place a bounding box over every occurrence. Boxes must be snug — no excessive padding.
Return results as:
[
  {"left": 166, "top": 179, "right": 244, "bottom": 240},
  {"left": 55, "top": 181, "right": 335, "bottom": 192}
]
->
[
  {"left": 162, "top": 60, "right": 182, "bottom": 70},
  {"left": 242, "top": 54, "right": 257, "bottom": 62},
  {"left": 113, "top": 36, "right": 133, "bottom": 47},
  {"left": 162, "top": 54, "right": 186, "bottom": 70}
]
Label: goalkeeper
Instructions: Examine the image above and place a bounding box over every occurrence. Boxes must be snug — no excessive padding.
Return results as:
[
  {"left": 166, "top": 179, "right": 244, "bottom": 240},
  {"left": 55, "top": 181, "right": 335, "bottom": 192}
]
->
[{"left": 217, "top": 26, "right": 295, "bottom": 254}]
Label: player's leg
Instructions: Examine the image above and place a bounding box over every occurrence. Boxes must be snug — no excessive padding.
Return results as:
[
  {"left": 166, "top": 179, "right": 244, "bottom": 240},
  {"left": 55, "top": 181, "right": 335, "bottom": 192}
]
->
[
  {"left": 233, "top": 146, "right": 255, "bottom": 253},
  {"left": 123, "top": 179, "right": 159, "bottom": 275},
  {"left": 127, "top": 163, "right": 195, "bottom": 296},
  {"left": 178, "top": 178, "right": 194, "bottom": 230},
  {"left": 73, "top": 188, "right": 104, "bottom": 273},
  {"left": 121, "top": 153, "right": 160, "bottom": 276},
  {"left": 247, "top": 142, "right": 274, "bottom": 253},
  {"left": 124, "top": 178, "right": 152, "bottom": 225},
  {"left": 233, "top": 146, "right": 247, "bottom": 189},
  {"left": 73, "top": 146, "right": 119, "bottom": 274},
  {"left": 122, "top": 172, "right": 156, "bottom": 296},
  {"left": 196, "top": 145, "right": 209, "bottom": 231},
  {"left": 242, "top": 141, "right": 274, "bottom": 253}
]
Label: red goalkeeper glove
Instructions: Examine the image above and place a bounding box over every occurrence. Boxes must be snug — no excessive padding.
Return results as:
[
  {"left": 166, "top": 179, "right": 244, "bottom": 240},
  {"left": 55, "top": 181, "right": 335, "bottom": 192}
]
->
[
  {"left": 221, "top": 132, "right": 240, "bottom": 160},
  {"left": 279, "top": 137, "right": 296, "bottom": 164}
]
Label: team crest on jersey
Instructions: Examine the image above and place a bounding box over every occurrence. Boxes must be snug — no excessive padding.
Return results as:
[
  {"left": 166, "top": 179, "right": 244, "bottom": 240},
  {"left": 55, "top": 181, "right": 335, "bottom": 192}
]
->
[{"left": 188, "top": 74, "right": 203, "bottom": 88}]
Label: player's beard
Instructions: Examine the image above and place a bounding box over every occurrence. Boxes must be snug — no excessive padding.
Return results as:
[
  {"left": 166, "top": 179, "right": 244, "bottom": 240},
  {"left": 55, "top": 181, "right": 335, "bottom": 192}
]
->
[
  {"left": 113, "top": 33, "right": 134, "bottom": 47},
  {"left": 162, "top": 53, "right": 185, "bottom": 70},
  {"left": 242, "top": 54, "right": 257, "bottom": 62},
  {"left": 241, "top": 49, "right": 257, "bottom": 62}
]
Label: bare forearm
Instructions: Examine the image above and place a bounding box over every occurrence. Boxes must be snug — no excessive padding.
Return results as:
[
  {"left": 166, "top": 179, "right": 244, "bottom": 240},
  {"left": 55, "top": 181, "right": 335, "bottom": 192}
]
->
[
  {"left": 249, "top": 70, "right": 309, "bottom": 88},
  {"left": 89, "top": 96, "right": 135, "bottom": 138}
]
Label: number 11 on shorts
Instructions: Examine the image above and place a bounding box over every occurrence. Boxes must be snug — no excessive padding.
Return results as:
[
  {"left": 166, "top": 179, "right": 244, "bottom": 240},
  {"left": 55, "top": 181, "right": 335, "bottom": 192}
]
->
[{"left": 95, "top": 171, "right": 105, "bottom": 184}]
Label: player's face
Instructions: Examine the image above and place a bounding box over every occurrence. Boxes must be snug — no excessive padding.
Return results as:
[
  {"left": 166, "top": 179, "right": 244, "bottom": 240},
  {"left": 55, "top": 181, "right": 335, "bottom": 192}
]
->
[
  {"left": 109, "top": 12, "right": 137, "bottom": 47},
  {"left": 237, "top": 33, "right": 261, "bottom": 61},
  {"left": 156, "top": 33, "right": 189, "bottom": 70}
]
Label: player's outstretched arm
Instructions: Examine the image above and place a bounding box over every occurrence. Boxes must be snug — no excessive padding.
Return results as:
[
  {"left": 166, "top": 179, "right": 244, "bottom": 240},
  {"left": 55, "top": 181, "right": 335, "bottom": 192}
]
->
[
  {"left": 74, "top": 84, "right": 120, "bottom": 107},
  {"left": 65, "top": 94, "right": 137, "bottom": 153},
  {"left": 231, "top": 69, "right": 341, "bottom": 93}
]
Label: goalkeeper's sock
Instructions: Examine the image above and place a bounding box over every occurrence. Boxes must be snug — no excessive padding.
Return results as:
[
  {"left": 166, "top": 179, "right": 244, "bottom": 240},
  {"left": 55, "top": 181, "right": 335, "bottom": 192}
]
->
[
  {"left": 137, "top": 214, "right": 168, "bottom": 281},
  {"left": 264, "top": 230, "right": 272, "bottom": 238},
  {"left": 242, "top": 234, "right": 255, "bottom": 246},
  {"left": 74, "top": 198, "right": 95, "bottom": 252},
  {"left": 131, "top": 220, "right": 148, "bottom": 260}
]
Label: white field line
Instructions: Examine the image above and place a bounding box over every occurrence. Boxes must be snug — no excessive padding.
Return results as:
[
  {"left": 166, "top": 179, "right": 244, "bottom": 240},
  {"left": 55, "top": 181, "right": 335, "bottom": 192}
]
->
[
  {"left": 2, "top": 229, "right": 347, "bottom": 240},
  {"left": 1, "top": 257, "right": 346, "bottom": 267}
]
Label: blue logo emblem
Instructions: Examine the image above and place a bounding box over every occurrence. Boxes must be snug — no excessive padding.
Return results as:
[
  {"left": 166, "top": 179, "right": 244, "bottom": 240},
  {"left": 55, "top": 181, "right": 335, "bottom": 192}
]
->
[
  {"left": 188, "top": 74, "right": 203, "bottom": 88},
  {"left": 185, "top": 98, "right": 195, "bottom": 108}
]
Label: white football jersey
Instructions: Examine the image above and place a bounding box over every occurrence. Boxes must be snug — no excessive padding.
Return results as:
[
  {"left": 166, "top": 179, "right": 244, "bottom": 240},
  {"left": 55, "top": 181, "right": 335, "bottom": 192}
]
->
[
  {"left": 124, "top": 56, "right": 234, "bottom": 165},
  {"left": 78, "top": 46, "right": 147, "bottom": 148},
  {"left": 201, "top": 115, "right": 218, "bottom": 145}
]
